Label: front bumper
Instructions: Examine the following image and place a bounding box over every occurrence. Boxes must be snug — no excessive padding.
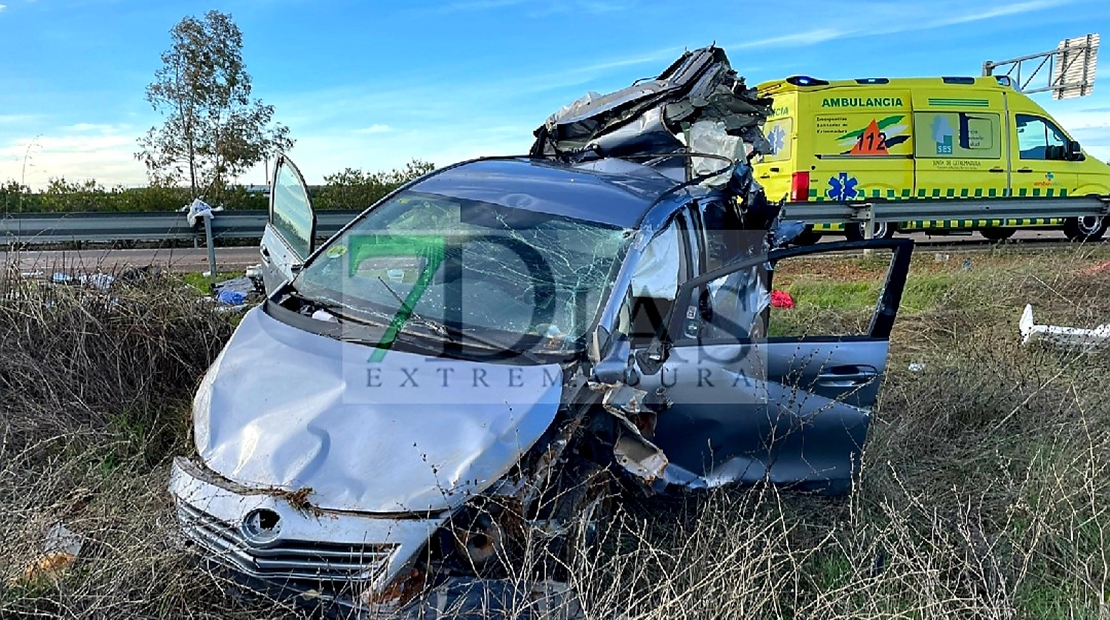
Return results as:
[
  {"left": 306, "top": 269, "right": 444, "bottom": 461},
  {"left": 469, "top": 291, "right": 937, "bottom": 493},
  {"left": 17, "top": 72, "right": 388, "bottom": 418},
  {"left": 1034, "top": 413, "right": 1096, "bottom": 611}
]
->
[
  {"left": 168, "top": 457, "right": 584, "bottom": 619},
  {"left": 168, "top": 457, "right": 445, "bottom": 614}
]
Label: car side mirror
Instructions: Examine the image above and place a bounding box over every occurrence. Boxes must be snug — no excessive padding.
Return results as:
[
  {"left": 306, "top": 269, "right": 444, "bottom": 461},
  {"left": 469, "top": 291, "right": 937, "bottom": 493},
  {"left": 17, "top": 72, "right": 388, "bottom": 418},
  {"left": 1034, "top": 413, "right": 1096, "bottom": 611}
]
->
[
  {"left": 1068, "top": 139, "right": 1083, "bottom": 161},
  {"left": 592, "top": 333, "right": 637, "bottom": 384}
]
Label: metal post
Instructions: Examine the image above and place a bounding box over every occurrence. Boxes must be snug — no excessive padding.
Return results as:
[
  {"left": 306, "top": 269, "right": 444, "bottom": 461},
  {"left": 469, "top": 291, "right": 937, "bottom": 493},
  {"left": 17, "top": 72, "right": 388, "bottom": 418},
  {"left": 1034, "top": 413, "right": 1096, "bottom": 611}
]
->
[
  {"left": 863, "top": 204, "right": 874, "bottom": 256},
  {"left": 203, "top": 215, "right": 217, "bottom": 277}
]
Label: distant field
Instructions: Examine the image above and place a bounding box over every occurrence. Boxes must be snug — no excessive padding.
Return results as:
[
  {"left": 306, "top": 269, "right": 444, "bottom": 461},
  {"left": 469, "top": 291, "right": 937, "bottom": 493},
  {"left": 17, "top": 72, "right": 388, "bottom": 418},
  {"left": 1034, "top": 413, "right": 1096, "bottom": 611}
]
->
[{"left": 1, "top": 245, "right": 1108, "bottom": 619}]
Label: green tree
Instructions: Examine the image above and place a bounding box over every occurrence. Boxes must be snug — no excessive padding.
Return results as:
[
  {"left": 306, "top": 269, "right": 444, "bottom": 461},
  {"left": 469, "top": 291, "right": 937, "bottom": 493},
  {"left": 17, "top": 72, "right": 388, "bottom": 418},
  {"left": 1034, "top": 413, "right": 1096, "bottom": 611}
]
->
[
  {"left": 315, "top": 159, "right": 436, "bottom": 209},
  {"left": 136, "top": 10, "right": 293, "bottom": 200}
]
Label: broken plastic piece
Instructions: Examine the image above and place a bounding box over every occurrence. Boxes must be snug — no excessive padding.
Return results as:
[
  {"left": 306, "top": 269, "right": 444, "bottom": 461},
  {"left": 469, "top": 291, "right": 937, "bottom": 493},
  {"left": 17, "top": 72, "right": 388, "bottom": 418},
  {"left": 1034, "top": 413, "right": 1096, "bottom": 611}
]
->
[
  {"left": 1019, "top": 304, "right": 1110, "bottom": 351},
  {"left": 12, "top": 522, "right": 83, "bottom": 586}
]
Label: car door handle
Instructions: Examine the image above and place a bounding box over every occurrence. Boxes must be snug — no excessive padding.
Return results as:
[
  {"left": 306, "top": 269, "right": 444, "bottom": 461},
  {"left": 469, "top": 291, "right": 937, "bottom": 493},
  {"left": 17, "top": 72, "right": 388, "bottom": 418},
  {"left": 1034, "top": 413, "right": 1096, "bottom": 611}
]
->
[
  {"left": 1017, "top": 167, "right": 1034, "bottom": 173},
  {"left": 989, "top": 167, "right": 1005, "bottom": 173},
  {"left": 759, "top": 174, "right": 771, "bottom": 179},
  {"left": 260, "top": 246, "right": 271, "bottom": 259},
  {"left": 815, "top": 365, "right": 878, "bottom": 388}
]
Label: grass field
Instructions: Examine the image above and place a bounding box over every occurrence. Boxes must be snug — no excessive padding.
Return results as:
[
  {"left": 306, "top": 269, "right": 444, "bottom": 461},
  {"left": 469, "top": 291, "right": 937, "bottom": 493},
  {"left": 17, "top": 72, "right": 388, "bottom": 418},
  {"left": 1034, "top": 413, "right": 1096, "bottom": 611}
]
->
[{"left": 1, "top": 244, "right": 1108, "bottom": 619}]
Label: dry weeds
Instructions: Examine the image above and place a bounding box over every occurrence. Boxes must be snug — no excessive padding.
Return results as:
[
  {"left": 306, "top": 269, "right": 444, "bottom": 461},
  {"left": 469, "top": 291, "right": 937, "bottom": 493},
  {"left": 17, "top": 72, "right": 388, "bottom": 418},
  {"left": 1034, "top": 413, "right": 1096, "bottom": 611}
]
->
[{"left": 1, "top": 246, "right": 1108, "bottom": 619}]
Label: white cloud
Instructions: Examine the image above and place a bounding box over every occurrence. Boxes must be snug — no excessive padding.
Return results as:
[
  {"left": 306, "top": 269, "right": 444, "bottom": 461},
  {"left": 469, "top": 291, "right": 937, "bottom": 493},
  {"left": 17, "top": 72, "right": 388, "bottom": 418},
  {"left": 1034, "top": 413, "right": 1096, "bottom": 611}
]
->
[
  {"left": 727, "top": 0, "right": 1076, "bottom": 51},
  {"left": 65, "top": 122, "right": 122, "bottom": 133},
  {"left": 0, "top": 125, "right": 147, "bottom": 188},
  {"left": 0, "top": 5, "right": 7, "bottom": 12},
  {"left": 356, "top": 124, "right": 392, "bottom": 134}
]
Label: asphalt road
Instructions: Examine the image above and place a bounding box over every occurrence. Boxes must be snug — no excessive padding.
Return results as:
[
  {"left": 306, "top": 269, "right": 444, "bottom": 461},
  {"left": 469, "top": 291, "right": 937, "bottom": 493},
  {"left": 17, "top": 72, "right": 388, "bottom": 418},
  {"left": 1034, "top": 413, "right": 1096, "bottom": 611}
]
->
[{"left": 1, "top": 229, "right": 1103, "bottom": 275}]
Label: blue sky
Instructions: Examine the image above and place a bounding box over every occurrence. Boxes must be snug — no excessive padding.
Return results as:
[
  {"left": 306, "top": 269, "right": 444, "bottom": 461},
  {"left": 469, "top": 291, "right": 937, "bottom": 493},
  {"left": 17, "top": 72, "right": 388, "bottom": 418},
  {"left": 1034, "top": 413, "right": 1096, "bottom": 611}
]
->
[{"left": 1, "top": 0, "right": 1108, "bottom": 188}]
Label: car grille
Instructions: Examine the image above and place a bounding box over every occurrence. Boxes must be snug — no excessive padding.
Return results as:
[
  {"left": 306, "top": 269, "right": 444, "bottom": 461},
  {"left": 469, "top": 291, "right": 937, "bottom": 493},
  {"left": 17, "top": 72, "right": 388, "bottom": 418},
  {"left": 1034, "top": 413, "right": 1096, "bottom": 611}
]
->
[{"left": 176, "top": 501, "right": 396, "bottom": 585}]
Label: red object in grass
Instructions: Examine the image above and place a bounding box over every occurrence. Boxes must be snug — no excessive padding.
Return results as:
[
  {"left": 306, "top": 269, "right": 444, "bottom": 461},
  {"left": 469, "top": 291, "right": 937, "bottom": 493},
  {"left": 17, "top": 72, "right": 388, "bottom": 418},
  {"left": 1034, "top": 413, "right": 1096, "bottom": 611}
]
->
[
  {"left": 771, "top": 290, "right": 795, "bottom": 309},
  {"left": 1076, "top": 261, "right": 1110, "bottom": 276}
]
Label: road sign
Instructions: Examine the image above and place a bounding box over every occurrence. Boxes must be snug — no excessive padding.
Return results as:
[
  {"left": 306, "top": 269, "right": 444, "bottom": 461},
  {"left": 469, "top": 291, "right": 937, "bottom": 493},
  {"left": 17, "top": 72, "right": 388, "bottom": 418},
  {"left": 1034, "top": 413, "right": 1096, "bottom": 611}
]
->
[
  {"left": 982, "top": 33, "right": 1099, "bottom": 99},
  {"left": 1051, "top": 33, "right": 1098, "bottom": 99}
]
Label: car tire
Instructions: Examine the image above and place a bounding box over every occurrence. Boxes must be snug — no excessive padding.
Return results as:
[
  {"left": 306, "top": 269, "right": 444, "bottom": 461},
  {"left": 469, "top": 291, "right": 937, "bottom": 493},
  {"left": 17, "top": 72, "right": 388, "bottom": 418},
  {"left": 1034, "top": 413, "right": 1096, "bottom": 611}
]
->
[
  {"left": 844, "top": 221, "right": 895, "bottom": 242},
  {"left": 1063, "top": 216, "right": 1108, "bottom": 242},
  {"left": 979, "top": 228, "right": 1016, "bottom": 242}
]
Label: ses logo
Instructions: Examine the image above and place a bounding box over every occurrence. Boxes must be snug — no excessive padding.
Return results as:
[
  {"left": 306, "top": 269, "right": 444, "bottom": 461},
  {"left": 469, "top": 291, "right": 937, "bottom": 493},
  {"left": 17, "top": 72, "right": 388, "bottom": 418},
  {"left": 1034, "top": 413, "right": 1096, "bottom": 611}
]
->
[{"left": 931, "top": 116, "right": 955, "bottom": 155}]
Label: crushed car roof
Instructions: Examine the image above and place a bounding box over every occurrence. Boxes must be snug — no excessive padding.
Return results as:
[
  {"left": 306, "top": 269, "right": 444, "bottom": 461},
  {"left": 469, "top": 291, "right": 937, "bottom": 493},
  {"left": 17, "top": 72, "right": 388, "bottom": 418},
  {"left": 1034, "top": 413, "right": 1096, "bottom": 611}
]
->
[{"left": 408, "top": 157, "right": 686, "bottom": 228}]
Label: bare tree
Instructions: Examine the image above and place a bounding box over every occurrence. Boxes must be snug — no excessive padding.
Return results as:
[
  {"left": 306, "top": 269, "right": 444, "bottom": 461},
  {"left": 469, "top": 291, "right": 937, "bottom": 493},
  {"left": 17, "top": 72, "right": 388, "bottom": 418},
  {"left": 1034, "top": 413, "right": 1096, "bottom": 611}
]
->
[{"left": 136, "top": 10, "right": 293, "bottom": 198}]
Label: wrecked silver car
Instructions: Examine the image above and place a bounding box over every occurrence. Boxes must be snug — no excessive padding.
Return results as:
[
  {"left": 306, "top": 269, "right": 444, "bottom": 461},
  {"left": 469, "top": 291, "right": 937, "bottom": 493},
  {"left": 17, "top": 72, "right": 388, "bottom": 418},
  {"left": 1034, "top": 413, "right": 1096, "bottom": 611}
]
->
[{"left": 168, "top": 46, "right": 914, "bottom": 618}]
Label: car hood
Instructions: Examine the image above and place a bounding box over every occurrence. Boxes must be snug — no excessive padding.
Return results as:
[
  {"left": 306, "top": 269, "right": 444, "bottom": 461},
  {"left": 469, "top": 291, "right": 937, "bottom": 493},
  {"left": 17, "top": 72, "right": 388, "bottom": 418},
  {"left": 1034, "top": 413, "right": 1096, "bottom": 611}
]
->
[{"left": 193, "top": 306, "right": 563, "bottom": 514}]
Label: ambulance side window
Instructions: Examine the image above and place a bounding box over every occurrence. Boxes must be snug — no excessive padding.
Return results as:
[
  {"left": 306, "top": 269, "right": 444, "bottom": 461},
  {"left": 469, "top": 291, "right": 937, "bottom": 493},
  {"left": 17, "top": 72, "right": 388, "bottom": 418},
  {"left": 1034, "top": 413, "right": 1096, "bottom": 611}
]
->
[
  {"left": 1016, "top": 114, "right": 1067, "bottom": 161},
  {"left": 914, "top": 112, "right": 1001, "bottom": 159}
]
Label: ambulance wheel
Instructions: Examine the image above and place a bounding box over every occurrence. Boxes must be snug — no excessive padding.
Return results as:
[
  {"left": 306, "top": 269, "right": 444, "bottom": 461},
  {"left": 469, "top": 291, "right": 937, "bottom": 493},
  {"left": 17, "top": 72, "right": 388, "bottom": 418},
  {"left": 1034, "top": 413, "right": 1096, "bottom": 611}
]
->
[
  {"left": 1064, "top": 216, "right": 1107, "bottom": 242},
  {"left": 979, "top": 228, "right": 1015, "bottom": 242},
  {"left": 845, "top": 221, "right": 895, "bottom": 242}
]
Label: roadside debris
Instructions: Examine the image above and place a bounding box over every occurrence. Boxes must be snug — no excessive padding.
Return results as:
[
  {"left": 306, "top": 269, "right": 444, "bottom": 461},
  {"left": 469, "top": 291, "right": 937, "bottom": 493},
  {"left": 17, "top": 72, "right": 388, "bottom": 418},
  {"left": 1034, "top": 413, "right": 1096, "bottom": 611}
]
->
[
  {"left": 1075, "top": 261, "right": 1110, "bottom": 276},
  {"left": 50, "top": 271, "right": 115, "bottom": 289},
  {"left": 11, "top": 522, "right": 83, "bottom": 586},
  {"left": 771, "top": 290, "right": 795, "bottom": 309},
  {"left": 1019, "top": 304, "right": 1110, "bottom": 351},
  {"left": 181, "top": 197, "right": 223, "bottom": 227}
]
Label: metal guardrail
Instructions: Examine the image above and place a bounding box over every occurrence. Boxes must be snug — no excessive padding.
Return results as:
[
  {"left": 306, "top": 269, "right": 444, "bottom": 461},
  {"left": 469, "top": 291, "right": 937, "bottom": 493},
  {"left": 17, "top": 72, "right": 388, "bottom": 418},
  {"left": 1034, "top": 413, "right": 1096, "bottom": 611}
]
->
[
  {"left": 2, "top": 196, "right": 1108, "bottom": 271},
  {"left": 0, "top": 210, "right": 364, "bottom": 245},
  {"left": 4, "top": 197, "right": 1106, "bottom": 246},
  {"left": 782, "top": 195, "right": 1110, "bottom": 224}
]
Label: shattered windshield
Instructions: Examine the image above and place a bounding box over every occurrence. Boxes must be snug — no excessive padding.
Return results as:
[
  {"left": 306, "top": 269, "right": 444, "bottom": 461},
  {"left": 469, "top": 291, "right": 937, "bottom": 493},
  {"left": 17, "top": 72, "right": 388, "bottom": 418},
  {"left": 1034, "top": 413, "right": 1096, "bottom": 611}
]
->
[{"left": 293, "top": 191, "right": 632, "bottom": 352}]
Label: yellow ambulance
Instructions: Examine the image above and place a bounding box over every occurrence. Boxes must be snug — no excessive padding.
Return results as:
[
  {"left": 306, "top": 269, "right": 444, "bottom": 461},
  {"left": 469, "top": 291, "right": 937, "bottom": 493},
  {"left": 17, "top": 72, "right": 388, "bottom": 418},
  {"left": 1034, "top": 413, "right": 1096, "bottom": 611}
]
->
[{"left": 753, "top": 75, "right": 1110, "bottom": 242}]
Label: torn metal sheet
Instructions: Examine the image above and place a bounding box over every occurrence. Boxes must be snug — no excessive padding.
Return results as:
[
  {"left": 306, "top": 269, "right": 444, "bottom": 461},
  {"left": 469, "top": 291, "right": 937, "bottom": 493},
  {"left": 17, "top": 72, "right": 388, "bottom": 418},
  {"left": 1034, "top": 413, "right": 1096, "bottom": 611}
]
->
[
  {"left": 1019, "top": 304, "right": 1110, "bottom": 351},
  {"left": 530, "top": 45, "right": 773, "bottom": 179}
]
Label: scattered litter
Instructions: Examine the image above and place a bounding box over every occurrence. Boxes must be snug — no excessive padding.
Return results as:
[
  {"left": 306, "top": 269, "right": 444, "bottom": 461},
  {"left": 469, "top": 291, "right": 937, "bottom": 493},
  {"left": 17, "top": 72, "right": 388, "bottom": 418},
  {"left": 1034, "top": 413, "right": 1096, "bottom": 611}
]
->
[
  {"left": 207, "top": 274, "right": 263, "bottom": 314},
  {"left": 934, "top": 253, "right": 950, "bottom": 262},
  {"left": 49, "top": 271, "right": 114, "bottom": 290},
  {"left": 771, "top": 290, "right": 795, "bottom": 309},
  {"left": 1019, "top": 304, "right": 1110, "bottom": 352},
  {"left": 12, "top": 522, "right": 83, "bottom": 586},
  {"left": 217, "top": 289, "right": 246, "bottom": 305},
  {"left": 961, "top": 258, "right": 972, "bottom": 271},
  {"left": 908, "top": 363, "right": 926, "bottom": 372},
  {"left": 182, "top": 198, "right": 223, "bottom": 227},
  {"left": 311, "top": 309, "right": 339, "bottom": 323},
  {"left": 79, "top": 273, "right": 114, "bottom": 290},
  {"left": 1075, "top": 261, "right": 1110, "bottom": 276}
]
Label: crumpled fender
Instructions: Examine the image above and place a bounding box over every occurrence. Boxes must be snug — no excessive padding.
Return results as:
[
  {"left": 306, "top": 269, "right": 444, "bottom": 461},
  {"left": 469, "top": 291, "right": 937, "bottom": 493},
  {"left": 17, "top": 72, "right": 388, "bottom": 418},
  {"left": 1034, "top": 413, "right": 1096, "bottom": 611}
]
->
[{"left": 193, "top": 306, "right": 563, "bottom": 513}]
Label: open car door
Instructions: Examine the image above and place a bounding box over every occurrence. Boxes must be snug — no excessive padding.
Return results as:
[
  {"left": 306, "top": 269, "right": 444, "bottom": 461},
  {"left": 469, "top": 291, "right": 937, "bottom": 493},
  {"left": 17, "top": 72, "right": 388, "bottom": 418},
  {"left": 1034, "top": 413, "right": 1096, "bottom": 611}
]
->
[
  {"left": 260, "top": 155, "right": 316, "bottom": 295},
  {"left": 647, "top": 238, "right": 913, "bottom": 495}
]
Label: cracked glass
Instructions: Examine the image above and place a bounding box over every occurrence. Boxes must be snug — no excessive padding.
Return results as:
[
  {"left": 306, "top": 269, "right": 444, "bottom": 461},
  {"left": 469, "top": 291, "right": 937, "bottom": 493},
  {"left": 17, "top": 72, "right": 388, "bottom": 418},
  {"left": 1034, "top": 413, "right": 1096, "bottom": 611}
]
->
[{"left": 293, "top": 190, "right": 633, "bottom": 351}]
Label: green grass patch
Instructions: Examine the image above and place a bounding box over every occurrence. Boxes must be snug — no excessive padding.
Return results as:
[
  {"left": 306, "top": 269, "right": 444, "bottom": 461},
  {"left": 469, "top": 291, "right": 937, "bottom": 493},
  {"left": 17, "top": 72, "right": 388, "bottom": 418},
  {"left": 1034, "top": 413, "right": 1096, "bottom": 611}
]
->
[{"left": 181, "top": 270, "right": 246, "bottom": 295}]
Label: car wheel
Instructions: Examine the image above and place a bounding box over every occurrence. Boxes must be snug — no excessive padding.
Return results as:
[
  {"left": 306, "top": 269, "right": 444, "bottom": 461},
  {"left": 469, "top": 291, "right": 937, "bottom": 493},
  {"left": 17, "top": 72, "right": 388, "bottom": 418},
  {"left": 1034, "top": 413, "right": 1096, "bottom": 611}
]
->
[
  {"left": 540, "top": 461, "right": 613, "bottom": 582},
  {"left": 1064, "top": 216, "right": 1108, "bottom": 242},
  {"left": 844, "top": 221, "right": 895, "bottom": 242},
  {"left": 979, "top": 228, "right": 1016, "bottom": 242}
]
